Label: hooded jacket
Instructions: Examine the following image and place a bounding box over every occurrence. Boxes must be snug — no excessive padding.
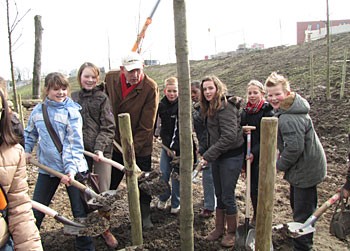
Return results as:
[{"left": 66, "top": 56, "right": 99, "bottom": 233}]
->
[
  {"left": 104, "top": 70, "right": 159, "bottom": 157},
  {"left": 0, "top": 143, "right": 42, "bottom": 251},
  {"left": 203, "top": 97, "right": 244, "bottom": 162},
  {"left": 71, "top": 84, "right": 115, "bottom": 158},
  {"left": 275, "top": 92, "right": 326, "bottom": 188},
  {"left": 24, "top": 97, "right": 88, "bottom": 176}
]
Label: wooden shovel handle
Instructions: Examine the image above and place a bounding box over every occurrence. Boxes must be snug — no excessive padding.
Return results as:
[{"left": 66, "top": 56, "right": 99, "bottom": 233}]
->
[
  {"left": 31, "top": 200, "right": 57, "bottom": 217},
  {"left": 242, "top": 125, "right": 256, "bottom": 131},
  {"left": 83, "top": 150, "right": 125, "bottom": 172},
  {"left": 29, "top": 159, "right": 89, "bottom": 192},
  {"left": 313, "top": 193, "right": 340, "bottom": 218}
]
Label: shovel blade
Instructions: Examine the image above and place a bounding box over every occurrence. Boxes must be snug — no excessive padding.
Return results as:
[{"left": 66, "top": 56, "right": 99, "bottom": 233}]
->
[
  {"left": 245, "top": 229, "right": 274, "bottom": 251},
  {"left": 87, "top": 190, "right": 118, "bottom": 210},
  {"left": 235, "top": 223, "right": 253, "bottom": 250},
  {"left": 273, "top": 222, "right": 315, "bottom": 238}
]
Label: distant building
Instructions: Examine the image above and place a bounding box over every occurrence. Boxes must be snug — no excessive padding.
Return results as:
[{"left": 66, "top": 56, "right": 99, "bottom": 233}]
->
[
  {"left": 144, "top": 59, "right": 160, "bottom": 66},
  {"left": 297, "top": 19, "right": 350, "bottom": 44}
]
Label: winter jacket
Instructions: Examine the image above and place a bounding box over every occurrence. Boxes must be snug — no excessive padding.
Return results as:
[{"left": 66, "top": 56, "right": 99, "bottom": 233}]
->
[
  {"left": 157, "top": 96, "right": 180, "bottom": 154},
  {"left": 203, "top": 97, "right": 244, "bottom": 162},
  {"left": 240, "top": 102, "right": 274, "bottom": 167},
  {"left": 24, "top": 97, "right": 88, "bottom": 176},
  {"left": 0, "top": 143, "right": 42, "bottom": 251},
  {"left": 71, "top": 84, "right": 115, "bottom": 158},
  {"left": 11, "top": 112, "right": 24, "bottom": 147},
  {"left": 105, "top": 70, "right": 159, "bottom": 157},
  {"left": 275, "top": 92, "right": 326, "bottom": 188},
  {"left": 193, "top": 102, "right": 207, "bottom": 155}
]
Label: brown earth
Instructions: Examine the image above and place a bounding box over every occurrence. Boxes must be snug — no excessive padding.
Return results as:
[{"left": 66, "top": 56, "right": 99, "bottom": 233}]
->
[{"left": 25, "top": 33, "right": 349, "bottom": 250}]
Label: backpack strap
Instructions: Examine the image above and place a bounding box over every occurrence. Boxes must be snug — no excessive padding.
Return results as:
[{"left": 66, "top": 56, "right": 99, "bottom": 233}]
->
[{"left": 42, "top": 103, "right": 63, "bottom": 154}]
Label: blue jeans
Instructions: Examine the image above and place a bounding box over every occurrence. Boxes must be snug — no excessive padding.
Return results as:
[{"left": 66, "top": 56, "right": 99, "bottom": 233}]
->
[
  {"left": 0, "top": 236, "right": 13, "bottom": 251},
  {"left": 290, "top": 185, "right": 317, "bottom": 251},
  {"left": 159, "top": 149, "right": 180, "bottom": 208},
  {"left": 202, "top": 164, "right": 216, "bottom": 211},
  {"left": 33, "top": 173, "right": 95, "bottom": 251},
  {"left": 211, "top": 154, "right": 243, "bottom": 215}
]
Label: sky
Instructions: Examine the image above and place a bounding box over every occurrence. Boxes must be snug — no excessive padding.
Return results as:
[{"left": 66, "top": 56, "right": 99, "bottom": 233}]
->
[{"left": 0, "top": 0, "right": 349, "bottom": 80}]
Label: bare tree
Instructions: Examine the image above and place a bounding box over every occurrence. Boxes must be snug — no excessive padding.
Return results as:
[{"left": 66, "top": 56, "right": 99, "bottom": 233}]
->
[
  {"left": 6, "top": 0, "right": 30, "bottom": 112},
  {"left": 173, "top": 0, "right": 194, "bottom": 250}
]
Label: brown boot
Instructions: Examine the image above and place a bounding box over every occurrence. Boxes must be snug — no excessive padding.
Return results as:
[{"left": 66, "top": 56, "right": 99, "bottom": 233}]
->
[
  {"left": 102, "top": 229, "right": 118, "bottom": 248},
  {"left": 221, "top": 214, "right": 238, "bottom": 247},
  {"left": 206, "top": 208, "right": 226, "bottom": 241}
]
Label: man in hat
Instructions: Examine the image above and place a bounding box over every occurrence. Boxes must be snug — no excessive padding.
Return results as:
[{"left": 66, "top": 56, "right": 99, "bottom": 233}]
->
[{"left": 105, "top": 52, "right": 159, "bottom": 229}]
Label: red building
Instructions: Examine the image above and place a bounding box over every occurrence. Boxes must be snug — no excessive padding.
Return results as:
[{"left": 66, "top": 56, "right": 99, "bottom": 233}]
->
[{"left": 297, "top": 19, "right": 350, "bottom": 44}]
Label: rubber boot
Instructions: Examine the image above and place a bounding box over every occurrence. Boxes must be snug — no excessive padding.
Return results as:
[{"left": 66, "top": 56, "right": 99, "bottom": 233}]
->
[
  {"left": 140, "top": 203, "right": 154, "bottom": 229},
  {"left": 221, "top": 214, "right": 238, "bottom": 247},
  {"left": 206, "top": 208, "right": 226, "bottom": 241}
]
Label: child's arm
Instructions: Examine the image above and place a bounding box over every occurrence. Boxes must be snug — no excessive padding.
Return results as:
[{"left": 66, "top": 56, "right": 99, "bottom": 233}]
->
[
  {"left": 276, "top": 118, "right": 305, "bottom": 171},
  {"left": 24, "top": 112, "right": 39, "bottom": 154}
]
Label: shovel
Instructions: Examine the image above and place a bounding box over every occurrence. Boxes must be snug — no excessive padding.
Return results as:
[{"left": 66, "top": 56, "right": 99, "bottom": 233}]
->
[
  {"left": 31, "top": 200, "right": 85, "bottom": 228},
  {"left": 235, "top": 126, "right": 256, "bottom": 250},
  {"left": 272, "top": 192, "right": 340, "bottom": 238},
  {"left": 29, "top": 159, "right": 118, "bottom": 210}
]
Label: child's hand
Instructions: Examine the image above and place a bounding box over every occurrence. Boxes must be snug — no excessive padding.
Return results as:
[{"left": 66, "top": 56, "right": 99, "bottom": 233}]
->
[
  {"left": 246, "top": 153, "right": 254, "bottom": 164},
  {"left": 61, "top": 173, "right": 74, "bottom": 186},
  {"left": 93, "top": 150, "right": 104, "bottom": 162},
  {"left": 25, "top": 152, "right": 32, "bottom": 163}
]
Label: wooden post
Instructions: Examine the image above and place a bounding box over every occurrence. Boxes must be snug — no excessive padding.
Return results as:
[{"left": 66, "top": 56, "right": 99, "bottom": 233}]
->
[
  {"left": 255, "top": 117, "right": 278, "bottom": 251},
  {"left": 340, "top": 49, "right": 347, "bottom": 99},
  {"left": 17, "top": 94, "right": 24, "bottom": 128},
  {"left": 118, "top": 113, "right": 143, "bottom": 246}
]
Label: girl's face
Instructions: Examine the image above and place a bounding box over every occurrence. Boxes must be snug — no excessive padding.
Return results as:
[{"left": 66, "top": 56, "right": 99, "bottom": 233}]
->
[
  {"left": 247, "top": 85, "right": 264, "bottom": 105},
  {"left": 164, "top": 84, "right": 178, "bottom": 102},
  {"left": 80, "top": 67, "right": 98, "bottom": 90},
  {"left": 266, "top": 84, "right": 289, "bottom": 110},
  {"left": 202, "top": 80, "right": 217, "bottom": 102},
  {"left": 191, "top": 86, "right": 201, "bottom": 103},
  {"left": 47, "top": 86, "right": 68, "bottom": 103}
]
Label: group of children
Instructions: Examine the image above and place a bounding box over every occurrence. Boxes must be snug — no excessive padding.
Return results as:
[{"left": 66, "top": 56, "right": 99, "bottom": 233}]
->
[
  {"left": 155, "top": 72, "right": 327, "bottom": 250},
  {"left": 0, "top": 64, "right": 341, "bottom": 251}
]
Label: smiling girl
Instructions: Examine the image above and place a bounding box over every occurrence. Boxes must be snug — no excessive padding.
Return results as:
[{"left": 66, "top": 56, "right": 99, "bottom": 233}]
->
[
  {"left": 200, "top": 75, "right": 244, "bottom": 248},
  {"left": 240, "top": 80, "right": 273, "bottom": 224},
  {"left": 24, "top": 72, "right": 95, "bottom": 251}
]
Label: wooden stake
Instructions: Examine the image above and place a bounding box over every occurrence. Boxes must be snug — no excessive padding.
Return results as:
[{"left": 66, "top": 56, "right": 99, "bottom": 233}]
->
[
  {"left": 255, "top": 117, "right": 278, "bottom": 251},
  {"left": 118, "top": 113, "right": 143, "bottom": 245}
]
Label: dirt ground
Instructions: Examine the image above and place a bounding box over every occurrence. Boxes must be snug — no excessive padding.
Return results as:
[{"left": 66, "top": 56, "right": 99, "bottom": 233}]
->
[{"left": 24, "top": 84, "right": 350, "bottom": 251}]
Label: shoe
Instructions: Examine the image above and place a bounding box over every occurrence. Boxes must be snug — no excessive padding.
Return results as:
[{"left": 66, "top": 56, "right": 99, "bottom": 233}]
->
[
  {"left": 157, "top": 200, "right": 168, "bottom": 210},
  {"left": 199, "top": 209, "right": 214, "bottom": 218},
  {"left": 102, "top": 229, "right": 118, "bottom": 248},
  {"left": 170, "top": 205, "right": 180, "bottom": 214}
]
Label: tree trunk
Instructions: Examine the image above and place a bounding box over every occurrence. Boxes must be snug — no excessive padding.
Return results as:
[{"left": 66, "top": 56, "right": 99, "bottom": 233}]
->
[
  {"left": 6, "top": 0, "right": 18, "bottom": 112},
  {"left": 33, "top": 15, "right": 43, "bottom": 99},
  {"left": 173, "top": 0, "right": 194, "bottom": 250}
]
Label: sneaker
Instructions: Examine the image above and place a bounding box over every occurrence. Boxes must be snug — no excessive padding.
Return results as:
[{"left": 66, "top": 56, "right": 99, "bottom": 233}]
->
[
  {"left": 157, "top": 200, "right": 168, "bottom": 210},
  {"left": 170, "top": 205, "right": 180, "bottom": 214},
  {"left": 102, "top": 229, "right": 118, "bottom": 248},
  {"left": 199, "top": 209, "right": 214, "bottom": 218}
]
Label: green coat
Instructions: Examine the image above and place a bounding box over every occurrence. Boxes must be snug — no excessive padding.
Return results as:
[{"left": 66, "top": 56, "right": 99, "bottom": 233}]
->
[{"left": 276, "top": 92, "right": 326, "bottom": 188}]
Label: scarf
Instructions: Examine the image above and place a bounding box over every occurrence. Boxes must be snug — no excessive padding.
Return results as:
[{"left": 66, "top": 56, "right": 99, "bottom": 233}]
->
[
  {"left": 245, "top": 99, "right": 265, "bottom": 114},
  {"left": 121, "top": 73, "right": 143, "bottom": 99}
]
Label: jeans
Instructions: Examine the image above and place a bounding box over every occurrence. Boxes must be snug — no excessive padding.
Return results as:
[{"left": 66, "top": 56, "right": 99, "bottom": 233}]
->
[
  {"left": 0, "top": 236, "right": 13, "bottom": 251},
  {"left": 211, "top": 154, "right": 243, "bottom": 215},
  {"left": 110, "top": 151, "right": 152, "bottom": 205},
  {"left": 290, "top": 185, "right": 317, "bottom": 251},
  {"left": 159, "top": 149, "right": 180, "bottom": 209},
  {"left": 202, "top": 164, "right": 216, "bottom": 211},
  {"left": 32, "top": 173, "right": 95, "bottom": 251}
]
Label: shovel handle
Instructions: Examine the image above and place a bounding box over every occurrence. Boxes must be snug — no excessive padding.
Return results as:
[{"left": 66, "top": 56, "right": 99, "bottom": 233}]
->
[
  {"left": 303, "top": 193, "right": 340, "bottom": 227},
  {"left": 83, "top": 150, "right": 125, "bottom": 172},
  {"left": 31, "top": 200, "right": 57, "bottom": 217},
  {"left": 29, "top": 159, "right": 97, "bottom": 196}
]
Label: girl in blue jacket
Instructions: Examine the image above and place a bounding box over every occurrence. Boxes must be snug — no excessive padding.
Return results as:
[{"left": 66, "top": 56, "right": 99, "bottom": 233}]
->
[{"left": 24, "top": 72, "right": 95, "bottom": 251}]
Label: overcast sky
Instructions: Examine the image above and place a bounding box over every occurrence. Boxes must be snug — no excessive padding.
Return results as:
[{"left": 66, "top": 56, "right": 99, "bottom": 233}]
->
[{"left": 0, "top": 0, "right": 349, "bottom": 80}]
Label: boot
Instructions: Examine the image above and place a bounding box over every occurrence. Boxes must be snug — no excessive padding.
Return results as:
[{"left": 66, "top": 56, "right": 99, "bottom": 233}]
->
[
  {"left": 221, "top": 214, "right": 238, "bottom": 247},
  {"left": 140, "top": 203, "right": 154, "bottom": 229},
  {"left": 206, "top": 208, "right": 226, "bottom": 241}
]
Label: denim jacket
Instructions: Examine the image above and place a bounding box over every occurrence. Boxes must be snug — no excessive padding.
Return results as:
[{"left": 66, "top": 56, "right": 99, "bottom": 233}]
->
[{"left": 24, "top": 97, "right": 88, "bottom": 176}]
